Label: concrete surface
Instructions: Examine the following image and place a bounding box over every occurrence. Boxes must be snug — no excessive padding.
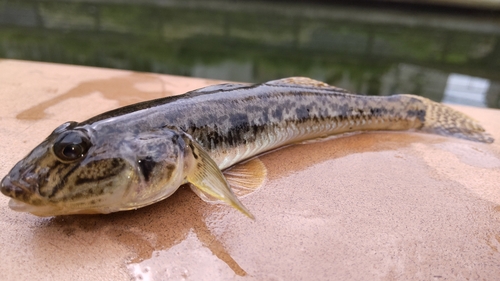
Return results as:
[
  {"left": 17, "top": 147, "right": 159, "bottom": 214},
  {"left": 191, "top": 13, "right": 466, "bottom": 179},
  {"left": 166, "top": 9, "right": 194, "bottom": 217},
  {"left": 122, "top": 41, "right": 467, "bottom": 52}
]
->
[{"left": 0, "top": 59, "right": 499, "bottom": 281}]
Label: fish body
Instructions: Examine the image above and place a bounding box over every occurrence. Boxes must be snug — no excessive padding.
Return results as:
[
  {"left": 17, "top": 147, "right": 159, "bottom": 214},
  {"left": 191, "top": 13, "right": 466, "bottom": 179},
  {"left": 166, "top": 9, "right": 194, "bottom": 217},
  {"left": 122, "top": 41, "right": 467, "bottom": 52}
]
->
[{"left": 0, "top": 77, "right": 494, "bottom": 217}]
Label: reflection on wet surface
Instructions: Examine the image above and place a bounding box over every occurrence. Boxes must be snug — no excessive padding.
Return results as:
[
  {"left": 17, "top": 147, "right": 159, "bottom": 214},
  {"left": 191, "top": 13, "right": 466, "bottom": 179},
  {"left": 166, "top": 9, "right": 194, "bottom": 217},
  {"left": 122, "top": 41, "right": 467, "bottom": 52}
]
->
[
  {"left": 17, "top": 73, "right": 170, "bottom": 120},
  {"left": 128, "top": 230, "right": 241, "bottom": 281},
  {"left": 31, "top": 185, "right": 248, "bottom": 277}
]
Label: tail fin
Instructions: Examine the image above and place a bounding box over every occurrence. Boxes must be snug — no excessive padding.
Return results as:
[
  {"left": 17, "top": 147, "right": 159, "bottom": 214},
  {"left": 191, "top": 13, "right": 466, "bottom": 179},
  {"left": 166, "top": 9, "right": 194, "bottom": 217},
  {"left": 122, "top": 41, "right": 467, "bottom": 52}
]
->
[{"left": 403, "top": 94, "right": 494, "bottom": 143}]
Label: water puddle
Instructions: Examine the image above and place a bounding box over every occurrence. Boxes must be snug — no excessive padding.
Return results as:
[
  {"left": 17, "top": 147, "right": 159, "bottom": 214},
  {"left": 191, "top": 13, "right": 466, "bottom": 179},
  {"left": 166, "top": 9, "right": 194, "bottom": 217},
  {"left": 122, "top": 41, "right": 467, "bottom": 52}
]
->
[
  {"left": 412, "top": 141, "right": 500, "bottom": 205},
  {"left": 16, "top": 72, "right": 171, "bottom": 121}
]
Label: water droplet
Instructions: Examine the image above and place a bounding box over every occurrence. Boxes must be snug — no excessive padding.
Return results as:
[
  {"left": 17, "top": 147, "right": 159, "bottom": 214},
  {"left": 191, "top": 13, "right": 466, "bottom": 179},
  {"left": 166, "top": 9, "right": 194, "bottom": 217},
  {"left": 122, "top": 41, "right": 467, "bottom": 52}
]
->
[
  {"left": 166, "top": 265, "right": 190, "bottom": 280},
  {"left": 128, "top": 264, "right": 152, "bottom": 281}
]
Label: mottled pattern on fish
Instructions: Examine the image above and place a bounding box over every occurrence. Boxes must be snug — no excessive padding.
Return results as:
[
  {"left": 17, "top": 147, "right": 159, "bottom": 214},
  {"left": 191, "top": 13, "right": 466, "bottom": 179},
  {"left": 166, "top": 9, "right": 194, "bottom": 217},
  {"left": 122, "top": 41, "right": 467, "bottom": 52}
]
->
[
  {"left": 82, "top": 77, "right": 492, "bottom": 168},
  {"left": 0, "top": 77, "right": 494, "bottom": 217}
]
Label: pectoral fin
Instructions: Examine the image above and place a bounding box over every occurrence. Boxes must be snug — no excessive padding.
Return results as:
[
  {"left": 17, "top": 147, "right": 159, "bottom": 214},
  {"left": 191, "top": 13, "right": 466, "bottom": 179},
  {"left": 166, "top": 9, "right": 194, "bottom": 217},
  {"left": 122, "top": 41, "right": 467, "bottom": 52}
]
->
[{"left": 184, "top": 136, "right": 255, "bottom": 219}]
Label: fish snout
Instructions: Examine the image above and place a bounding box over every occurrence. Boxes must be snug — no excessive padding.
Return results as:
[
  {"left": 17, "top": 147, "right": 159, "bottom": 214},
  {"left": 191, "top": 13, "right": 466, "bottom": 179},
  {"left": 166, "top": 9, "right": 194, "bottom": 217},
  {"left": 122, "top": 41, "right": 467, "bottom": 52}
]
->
[
  {"left": 0, "top": 175, "right": 11, "bottom": 196},
  {"left": 1, "top": 174, "right": 36, "bottom": 202},
  {"left": 1, "top": 175, "right": 23, "bottom": 197}
]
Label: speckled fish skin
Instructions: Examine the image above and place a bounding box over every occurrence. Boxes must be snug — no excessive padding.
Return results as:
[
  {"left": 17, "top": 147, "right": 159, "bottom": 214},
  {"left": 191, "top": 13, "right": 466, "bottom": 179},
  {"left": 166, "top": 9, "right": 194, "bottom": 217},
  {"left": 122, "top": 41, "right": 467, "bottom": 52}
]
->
[
  {"left": 0, "top": 77, "right": 494, "bottom": 217},
  {"left": 79, "top": 77, "right": 494, "bottom": 167}
]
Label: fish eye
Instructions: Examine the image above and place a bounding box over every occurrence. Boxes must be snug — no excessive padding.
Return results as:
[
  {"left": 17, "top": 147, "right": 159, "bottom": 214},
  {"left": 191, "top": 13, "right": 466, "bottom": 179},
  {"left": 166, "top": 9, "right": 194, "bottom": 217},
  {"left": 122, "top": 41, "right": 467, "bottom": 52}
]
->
[{"left": 53, "top": 131, "right": 91, "bottom": 162}]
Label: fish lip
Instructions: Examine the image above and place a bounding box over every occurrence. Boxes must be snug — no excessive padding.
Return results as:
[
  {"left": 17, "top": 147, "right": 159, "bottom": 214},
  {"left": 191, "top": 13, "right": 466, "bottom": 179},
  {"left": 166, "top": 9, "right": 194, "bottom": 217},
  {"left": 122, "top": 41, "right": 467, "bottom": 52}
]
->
[
  {"left": 7, "top": 198, "right": 59, "bottom": 216},
  {"left": 8, "top": 198, "right": 32, "bottom": 212}
]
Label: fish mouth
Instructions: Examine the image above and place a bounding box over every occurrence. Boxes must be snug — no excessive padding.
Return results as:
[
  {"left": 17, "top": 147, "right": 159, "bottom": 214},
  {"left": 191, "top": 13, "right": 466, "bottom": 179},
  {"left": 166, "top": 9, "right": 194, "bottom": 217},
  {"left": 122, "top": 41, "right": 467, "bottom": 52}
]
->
[
  {"left": 1, "top": 176, "right": 47, "bottom": 214},
  {"left": 8, "top": 198, "right": 33, "bottom": 212},
  {"left": 1, "top": 176, "right": 36, "bottom": 213},
  {"left": 7, "top": 198, "right": 62, "bottom": 216}
]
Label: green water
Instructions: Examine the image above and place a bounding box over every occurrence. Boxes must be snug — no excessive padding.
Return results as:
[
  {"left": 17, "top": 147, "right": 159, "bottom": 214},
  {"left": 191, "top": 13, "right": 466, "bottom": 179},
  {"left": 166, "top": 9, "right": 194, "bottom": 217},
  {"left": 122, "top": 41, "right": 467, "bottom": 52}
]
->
[{"left": 1, "top": 0, "right": 499, "bottom": 108}]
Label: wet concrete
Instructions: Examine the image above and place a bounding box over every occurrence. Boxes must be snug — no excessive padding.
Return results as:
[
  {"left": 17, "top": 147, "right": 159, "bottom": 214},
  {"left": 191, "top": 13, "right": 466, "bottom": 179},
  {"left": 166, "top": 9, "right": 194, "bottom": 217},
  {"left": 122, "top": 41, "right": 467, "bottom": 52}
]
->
[{"left": 0, "top": 59, "right": 499, "bottom": 281}]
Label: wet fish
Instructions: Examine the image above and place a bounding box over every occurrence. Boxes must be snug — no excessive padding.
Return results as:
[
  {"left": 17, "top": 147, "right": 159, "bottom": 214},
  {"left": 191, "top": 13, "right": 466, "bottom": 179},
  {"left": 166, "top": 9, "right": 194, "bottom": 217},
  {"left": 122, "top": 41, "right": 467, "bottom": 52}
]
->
[{"left": 0, "top": 77, "right": 494, "bottom": 218}]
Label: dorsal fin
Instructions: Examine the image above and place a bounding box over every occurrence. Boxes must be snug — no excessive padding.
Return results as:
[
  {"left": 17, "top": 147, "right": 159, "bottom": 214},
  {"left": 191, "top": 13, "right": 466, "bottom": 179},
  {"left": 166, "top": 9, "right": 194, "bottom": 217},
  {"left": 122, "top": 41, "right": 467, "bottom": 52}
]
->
[{"left": 265, "top": 77, "right": 331, "bottom": 88}]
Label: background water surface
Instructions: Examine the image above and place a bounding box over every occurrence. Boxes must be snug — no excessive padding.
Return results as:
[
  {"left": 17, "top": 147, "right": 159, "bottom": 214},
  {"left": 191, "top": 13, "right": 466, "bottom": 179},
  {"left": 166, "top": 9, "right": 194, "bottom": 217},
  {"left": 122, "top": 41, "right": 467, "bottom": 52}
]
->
[{"left": 1, "top": 0, "right": 500, "bottom": 108}]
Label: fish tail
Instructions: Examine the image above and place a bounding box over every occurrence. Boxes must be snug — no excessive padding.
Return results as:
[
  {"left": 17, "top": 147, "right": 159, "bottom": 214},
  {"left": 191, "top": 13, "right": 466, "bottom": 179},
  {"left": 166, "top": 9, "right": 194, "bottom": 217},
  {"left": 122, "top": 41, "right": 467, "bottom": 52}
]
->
[{"left": 402, "top": 94, "right": 494, "bottom": 143}]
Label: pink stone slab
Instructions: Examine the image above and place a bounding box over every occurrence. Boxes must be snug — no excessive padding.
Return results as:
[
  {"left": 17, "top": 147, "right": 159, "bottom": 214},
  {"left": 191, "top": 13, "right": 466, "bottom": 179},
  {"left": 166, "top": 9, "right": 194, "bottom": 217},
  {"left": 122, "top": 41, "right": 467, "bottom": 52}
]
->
[{"left": 0, "top": 59, "right": 499, "bottom": 281}]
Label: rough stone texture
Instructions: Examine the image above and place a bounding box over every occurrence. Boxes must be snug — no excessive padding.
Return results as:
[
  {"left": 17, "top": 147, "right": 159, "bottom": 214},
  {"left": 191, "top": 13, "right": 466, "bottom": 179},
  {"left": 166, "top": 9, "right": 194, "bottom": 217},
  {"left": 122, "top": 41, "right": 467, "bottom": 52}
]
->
[{"left": 0, "top": 59, "right": 499, "bottom": 281}]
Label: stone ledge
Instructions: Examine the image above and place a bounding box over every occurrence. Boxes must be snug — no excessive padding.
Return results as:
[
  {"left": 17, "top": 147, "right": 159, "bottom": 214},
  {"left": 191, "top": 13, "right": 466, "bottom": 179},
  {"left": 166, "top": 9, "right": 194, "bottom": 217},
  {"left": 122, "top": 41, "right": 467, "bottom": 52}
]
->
[{"left": 0, "top": 59, "right": 499, "bottom": 281}]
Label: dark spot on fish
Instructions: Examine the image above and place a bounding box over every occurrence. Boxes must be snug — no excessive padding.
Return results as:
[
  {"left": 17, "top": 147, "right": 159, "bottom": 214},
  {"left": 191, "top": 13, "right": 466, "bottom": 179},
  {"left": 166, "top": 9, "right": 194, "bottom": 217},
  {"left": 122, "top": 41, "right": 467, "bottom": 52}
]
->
[
  {"left": 205, "top": 129, "right": 221, "bottom": 150},
  {"left": 221, "top": 121, "right": 263, "bottom": 147},
  {"left": 272, "top": 107, "right": 283, "bottom": 119},
  {"left": 295, "top": 105, "right": 309, "bottom": 121},
  {"left": 338, "top": 103, "right": 350, "bottom": 116},
  {"left": 417, "top": 109, "right": 426, "bottom": 122},
  {"left": 138, "top": 156, "right": 156, "bottom": 182},
  {"left": 70, "top": 192, "right": 87, "bottom": 200},
  {"left": 370, "top": 107, "right": 387, "bottom": 117},
  {"left": 406, "top": 109, "right": 426, "bottom": 123},
  {"left": 229, "top": 113, "right": 249, "bottom": 127},
  {"left": 189, "top": 143, "right": 198, "bottom": 159},
  {"left": 165, "top": 163, "right": 176, "bottom": 180},
  {"left": 171, "top": 134, "right": 179, "bottom": 145}
]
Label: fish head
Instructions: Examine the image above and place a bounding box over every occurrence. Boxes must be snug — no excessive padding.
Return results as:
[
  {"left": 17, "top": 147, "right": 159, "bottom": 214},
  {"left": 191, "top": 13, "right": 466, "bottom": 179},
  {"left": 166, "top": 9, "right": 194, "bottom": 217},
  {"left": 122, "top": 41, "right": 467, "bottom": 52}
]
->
[{"left": 1, "top": 121, "right": 188, "bottom": 216}]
